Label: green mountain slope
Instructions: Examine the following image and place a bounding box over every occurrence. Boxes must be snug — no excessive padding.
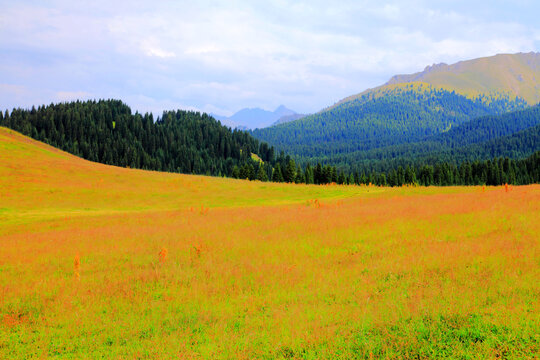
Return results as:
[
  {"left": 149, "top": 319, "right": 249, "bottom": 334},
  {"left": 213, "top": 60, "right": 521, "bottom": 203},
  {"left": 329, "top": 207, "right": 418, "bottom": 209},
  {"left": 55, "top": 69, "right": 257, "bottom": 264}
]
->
[
  {"left": 323, "top": 105, "right": 540, "bottom": 172},
  {"left": 252, "top": 84, "right": 527, "bottom": 158}
]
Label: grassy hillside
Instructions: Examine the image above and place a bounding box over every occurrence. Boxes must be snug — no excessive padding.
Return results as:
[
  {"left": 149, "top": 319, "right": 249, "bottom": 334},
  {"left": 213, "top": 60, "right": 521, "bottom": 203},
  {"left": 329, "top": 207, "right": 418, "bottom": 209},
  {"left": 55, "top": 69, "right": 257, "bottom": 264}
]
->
[
  {"left": 1, "top": 127, "right": 539, "bottom": 359},
  {"left": 0, "top": 127, "right": 359, "bottom": 224},
  {"left": 385, "top": 52, "right": 540, "bottom": 104}
]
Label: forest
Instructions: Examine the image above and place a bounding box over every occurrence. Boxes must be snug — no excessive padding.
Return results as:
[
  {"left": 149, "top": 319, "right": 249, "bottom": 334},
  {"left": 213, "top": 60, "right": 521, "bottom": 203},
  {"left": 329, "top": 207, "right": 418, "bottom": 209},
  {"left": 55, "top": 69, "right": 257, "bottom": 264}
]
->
[
  {"left": 297, "top": 105, "right": 540, "bottom": 173},
  {"left": 1, "top": 99, "right": 539, "bottom": 187},
  {"left": 234, "top": 151, "right": 540, "bottom": 186},
  {"left": 0, "top": 100, "right": 277, "bottom": 178},
  {"left": 251, "top": 85, "right": 528, "bottom": 157}
]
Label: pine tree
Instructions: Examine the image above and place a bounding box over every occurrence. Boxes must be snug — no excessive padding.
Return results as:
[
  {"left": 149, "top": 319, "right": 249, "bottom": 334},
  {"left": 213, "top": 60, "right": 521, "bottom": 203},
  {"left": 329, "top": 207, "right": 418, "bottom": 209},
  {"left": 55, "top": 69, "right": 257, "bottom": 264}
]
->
[
  {"left": 379, "top": 173, "right": 387, "bottom": 186},
  {"left": 232, "top": 165, "right": 240, "bottom": 179},
  {"left": 247, "top": 163, "right": 255, "bottom": 180},
  {"left": 272, "top": 163, "right": 284, "bottom": 182},
  {"left": 314, "top": 163, "right": 323, "bottom": 184},
  {"left": 405, "top": 166, "right": 416, "bottom": 184},
  {"left": 284, "top": 158, "right": 297, "bottom": 183},
  {"left": 257, "top": 165, "right": 268, "bottom": 181},
  {"left": 295, "top": 164, "right": 305, "bottom": 183},
  {"left": 304, "top": 164, "right": 314, "bottom": 184}
]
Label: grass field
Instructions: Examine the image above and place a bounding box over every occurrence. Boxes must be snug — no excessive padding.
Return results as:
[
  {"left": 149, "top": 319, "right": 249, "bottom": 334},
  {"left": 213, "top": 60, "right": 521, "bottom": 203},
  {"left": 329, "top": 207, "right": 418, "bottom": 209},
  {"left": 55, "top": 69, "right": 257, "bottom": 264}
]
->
[{"left": 1, "top": 126, "right": 539, "bottom": 359}]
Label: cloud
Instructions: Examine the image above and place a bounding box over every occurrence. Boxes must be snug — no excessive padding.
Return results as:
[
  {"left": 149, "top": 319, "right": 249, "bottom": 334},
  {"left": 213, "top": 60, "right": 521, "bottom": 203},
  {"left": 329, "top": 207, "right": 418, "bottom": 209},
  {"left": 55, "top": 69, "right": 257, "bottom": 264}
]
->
[
  {"left": 0, "top": 0, "right": 539, "bottom": 117},
  {"left": 121, "top": 94, "right": 203, "bottom": 116},
  {"left": 143, "top": 46, "right": 176, "bottom": 59},
  {"left": 56, "top": 91, "right": 93, "bottom": 102},
  {"left": 0, "top": 83, "right": 45, "bottom": 110}
]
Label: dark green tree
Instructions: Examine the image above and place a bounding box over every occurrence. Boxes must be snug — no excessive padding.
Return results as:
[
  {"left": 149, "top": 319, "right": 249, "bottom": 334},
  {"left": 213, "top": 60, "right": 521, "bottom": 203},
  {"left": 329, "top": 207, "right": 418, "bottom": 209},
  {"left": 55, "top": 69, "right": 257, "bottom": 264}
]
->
[
  {"left": 256, "top": 165, "right": 268, "bottom": 181},
  {"left": 272, "top": 163, "right": 284, "bottom": 182}
]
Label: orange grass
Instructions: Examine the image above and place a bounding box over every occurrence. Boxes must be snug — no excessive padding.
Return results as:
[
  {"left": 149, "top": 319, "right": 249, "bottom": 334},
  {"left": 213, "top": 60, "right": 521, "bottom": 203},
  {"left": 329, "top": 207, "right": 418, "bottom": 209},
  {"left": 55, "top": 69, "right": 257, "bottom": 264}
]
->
[{"left": 0, "top": 127, "right": 539, "bottom": 359}]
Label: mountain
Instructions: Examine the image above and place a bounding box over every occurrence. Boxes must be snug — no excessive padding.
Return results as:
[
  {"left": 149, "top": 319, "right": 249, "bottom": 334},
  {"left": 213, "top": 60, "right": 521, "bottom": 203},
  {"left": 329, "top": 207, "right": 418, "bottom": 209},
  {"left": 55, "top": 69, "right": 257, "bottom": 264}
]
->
[
  {"left": 252, "top": 52, "right": 539, "bottom": 171},
  {"left": 212, "top": 105, "right": 298, "bottom": 129},
  {"left": 2, "top": 100, "right": 538, "bottom": 187},
  {"left": 332, "top": 53, "right": 539, "bottom": 111},
  {"left": 320, "top": 104, "right": 540, "bottom": 172},
  {"left": 385, "top": 52, "right": 540, "bottom": 104},
  {"left": 252, "top": 84, "right": 528, "bottom": 159},
  {"left": 271, "top": 113, "right": 306, "bottom": 126}
]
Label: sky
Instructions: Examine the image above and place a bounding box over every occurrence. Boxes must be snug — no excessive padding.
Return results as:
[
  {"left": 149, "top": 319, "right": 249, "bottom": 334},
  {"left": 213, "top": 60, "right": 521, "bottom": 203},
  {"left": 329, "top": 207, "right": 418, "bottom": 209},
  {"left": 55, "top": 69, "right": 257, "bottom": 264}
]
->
[{"left": 1, "top": 0, "right": 539, "bottom": 117}]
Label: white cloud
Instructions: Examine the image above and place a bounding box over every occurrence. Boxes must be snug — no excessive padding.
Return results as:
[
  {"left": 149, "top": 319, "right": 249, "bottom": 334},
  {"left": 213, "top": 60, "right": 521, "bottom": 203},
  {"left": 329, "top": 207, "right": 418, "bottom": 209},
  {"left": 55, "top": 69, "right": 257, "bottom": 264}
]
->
[
  {"left": 56, "top": 91, "right": 93, "bottom": 102},
  {"left": 121, "top": 94, "right": 202, "bottom": 116},
  {"left": 143, "top": 46, "right": 176, "bottom": 59},
  {"left": 0, "top": 0, "right": 539, "bottom": 117}
]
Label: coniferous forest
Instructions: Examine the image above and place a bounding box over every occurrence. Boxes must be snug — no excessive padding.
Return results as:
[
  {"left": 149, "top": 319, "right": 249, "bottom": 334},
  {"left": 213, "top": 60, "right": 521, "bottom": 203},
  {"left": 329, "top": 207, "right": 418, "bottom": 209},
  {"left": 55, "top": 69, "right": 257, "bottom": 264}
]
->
[
  {"left": 0, "top": 100, "right": 277, "bottom": 178},
  {"left": 1, "top": 99, "right": 539, "bottom": 186},
  {"left": 251, "top": 85, "right": 528, "bottom": 158},
  {"left": 293, "top": 104, "right": 540, "bottom": 174}
]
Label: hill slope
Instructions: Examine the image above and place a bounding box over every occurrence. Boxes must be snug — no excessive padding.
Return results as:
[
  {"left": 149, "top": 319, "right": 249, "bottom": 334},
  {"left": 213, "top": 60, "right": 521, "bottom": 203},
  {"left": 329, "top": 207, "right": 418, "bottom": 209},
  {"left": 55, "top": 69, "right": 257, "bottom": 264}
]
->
[
  {"left": 253, "top": 53, "right": 538, "bottom": 169},
  {"left": 0, "top": 100, "right": 281, "bottom": 179},
  {"left": 384, "top": 52, "right": 540, "bottom": 104},
  {"left": 271, "top": 113, "right": 306, "bottom": 126},
  {"left": 1, "top": 126, "right": 539, "bottom": 359},
  {"left": 323, "top": 104, "right": 540, "bottom": 171},
  {"left": 0, "top": 126, "right": 364, "bottom": 222},
  {"left": 252, "top": 84, "right": 527, "bottom": 158}
]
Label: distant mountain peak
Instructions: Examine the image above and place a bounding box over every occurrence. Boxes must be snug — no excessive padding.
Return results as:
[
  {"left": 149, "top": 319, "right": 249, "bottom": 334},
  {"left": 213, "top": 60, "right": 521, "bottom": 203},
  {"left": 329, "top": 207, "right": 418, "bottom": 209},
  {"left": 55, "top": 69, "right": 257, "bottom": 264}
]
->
[
  {"left": 212, "top": 105, "right": 298, "bottom": 129},
  {"left": 423, "top": 62, "right": 448, "bottom": 73},
  {"left": 271, "top": 113, "right": 307, "bottom": 127},
  {"left": 273, "top": 105, "right": 296, "bottom": 118}
]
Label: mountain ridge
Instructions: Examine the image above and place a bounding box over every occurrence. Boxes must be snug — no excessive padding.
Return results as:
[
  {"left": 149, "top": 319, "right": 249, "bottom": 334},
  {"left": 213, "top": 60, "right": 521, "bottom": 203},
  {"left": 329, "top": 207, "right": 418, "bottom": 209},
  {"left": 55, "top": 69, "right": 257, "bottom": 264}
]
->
[
  {"left": 212, "top": 105, "right": 298, "bottom": 129},
  {"left": 384, "top": 52, "right": 540, "bottom": 104},
  {"left": 327, "top": 52, "right": 539, "bottom": 113},
  {"left": 271, "top": 113, "right": 307, "bottom": 126}
]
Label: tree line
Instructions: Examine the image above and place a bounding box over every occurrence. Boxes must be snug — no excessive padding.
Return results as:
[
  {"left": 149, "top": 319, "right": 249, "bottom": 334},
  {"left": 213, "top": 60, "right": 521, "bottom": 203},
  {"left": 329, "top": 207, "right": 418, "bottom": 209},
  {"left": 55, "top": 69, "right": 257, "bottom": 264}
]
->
[
  {"left": 1, "top": 99, "right": 538, "bottom": 187},
  {"left": 299, "top": 113, "right": 540, "bottom": 175},
  {"left": 234, "top": 152, "right": 540, "bottom": 186}
]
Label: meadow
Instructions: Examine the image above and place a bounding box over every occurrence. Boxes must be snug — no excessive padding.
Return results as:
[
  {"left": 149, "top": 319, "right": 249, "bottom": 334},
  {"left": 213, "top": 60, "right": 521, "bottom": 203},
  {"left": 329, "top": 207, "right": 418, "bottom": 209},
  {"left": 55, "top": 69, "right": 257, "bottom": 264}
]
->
[{"left": 1, "top": 126, "right": 539, "bottom": 359}]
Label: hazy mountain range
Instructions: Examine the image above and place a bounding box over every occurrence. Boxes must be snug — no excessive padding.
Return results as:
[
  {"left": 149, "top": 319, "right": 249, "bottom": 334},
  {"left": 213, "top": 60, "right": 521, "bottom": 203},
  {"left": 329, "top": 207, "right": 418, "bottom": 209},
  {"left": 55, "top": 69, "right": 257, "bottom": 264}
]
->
[{"left": 211, "top": 105, "right": 305, "bottom": 129}]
